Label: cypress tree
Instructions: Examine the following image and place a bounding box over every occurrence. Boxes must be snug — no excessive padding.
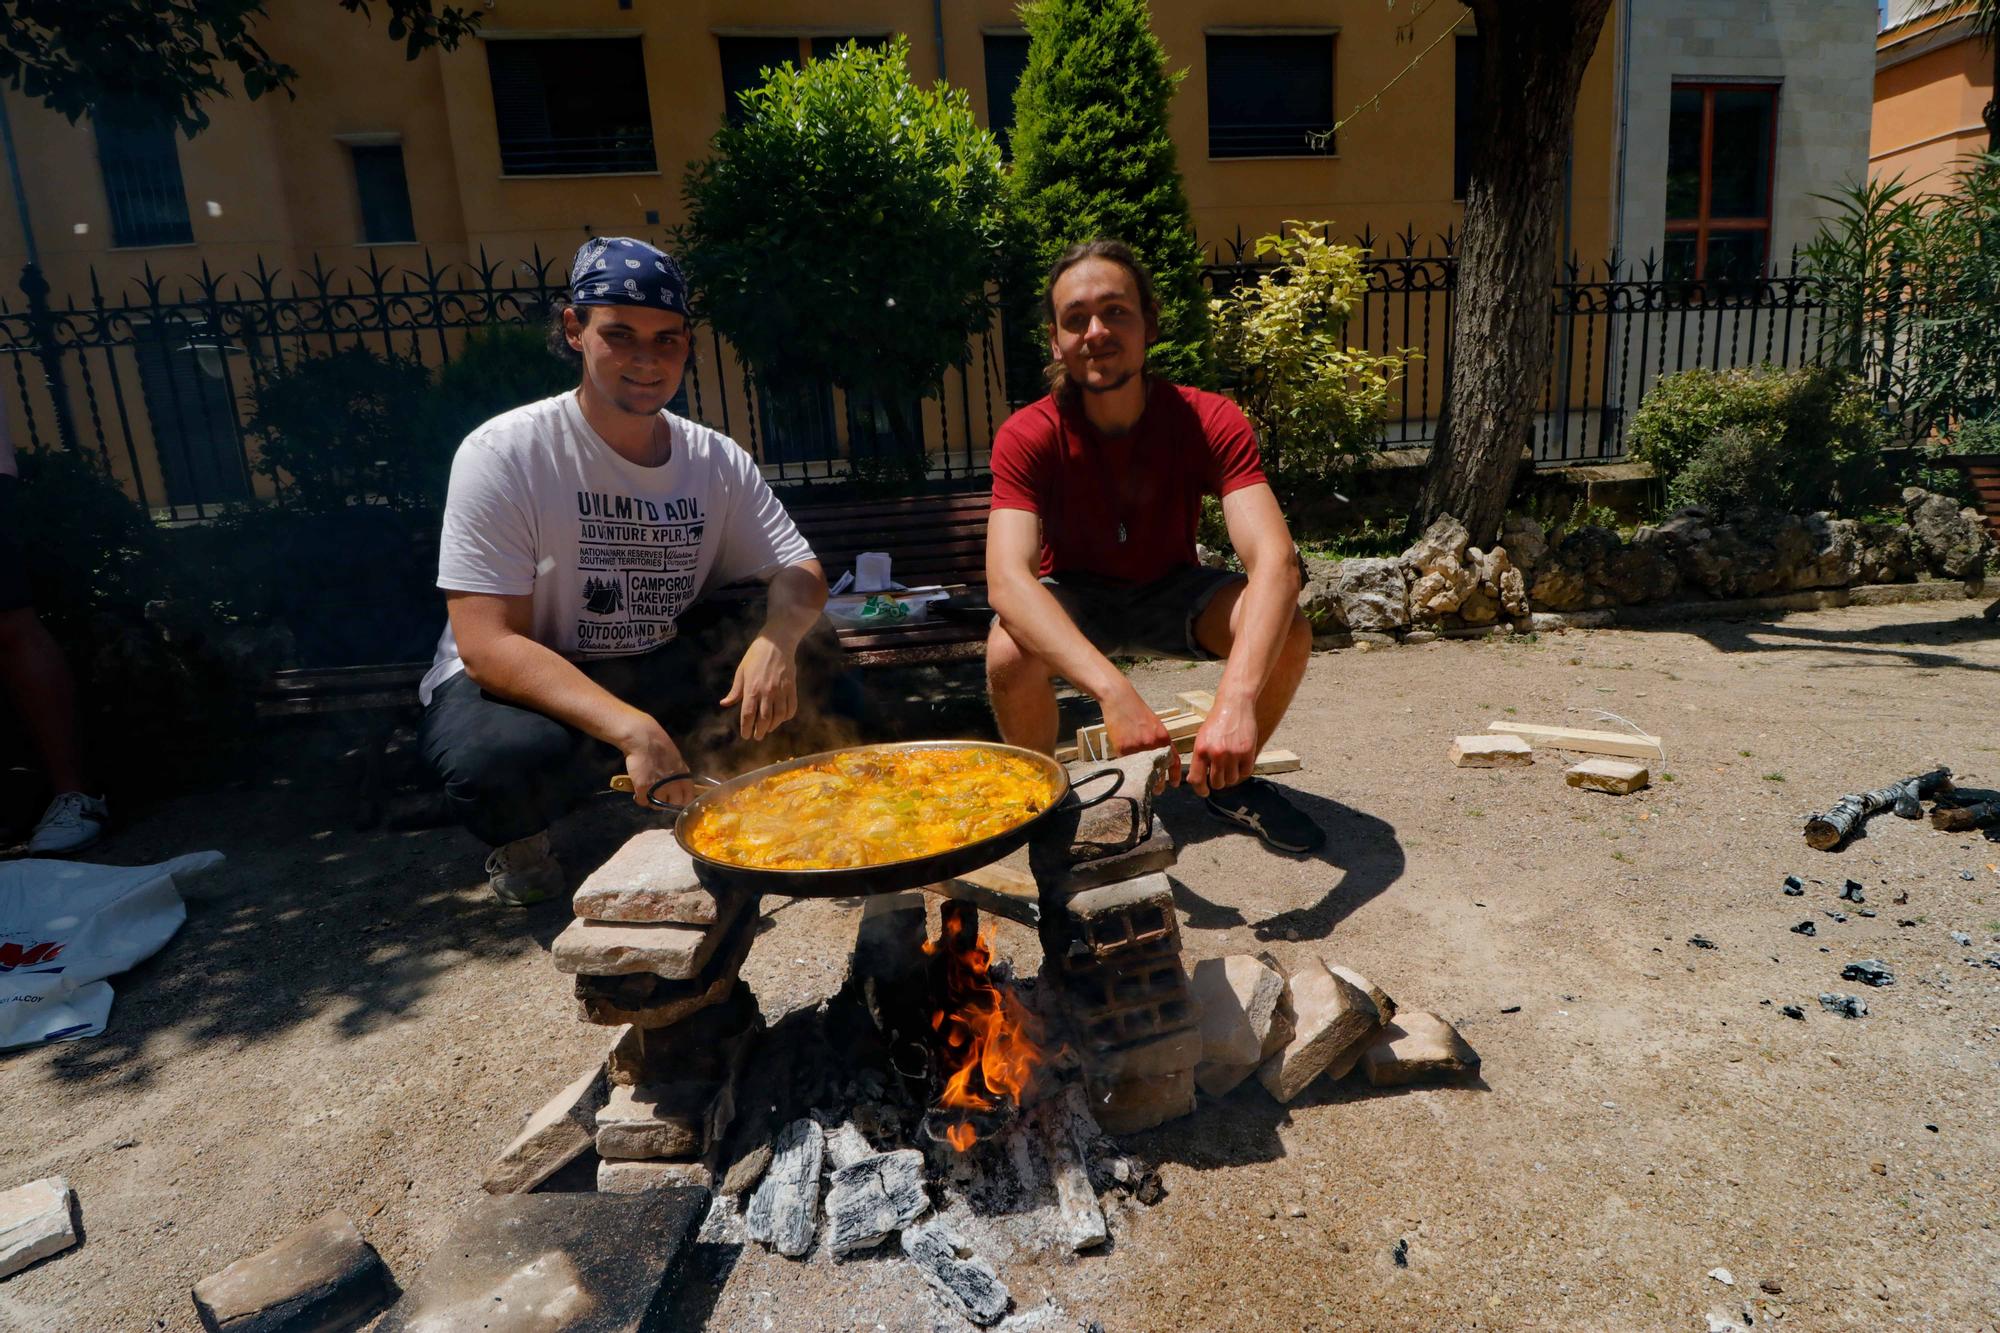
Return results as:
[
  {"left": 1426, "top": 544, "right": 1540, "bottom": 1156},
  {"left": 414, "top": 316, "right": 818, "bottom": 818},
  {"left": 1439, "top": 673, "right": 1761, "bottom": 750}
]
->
[{"left": 1007, "top": 0, "right": 1211, "bottom": 388}]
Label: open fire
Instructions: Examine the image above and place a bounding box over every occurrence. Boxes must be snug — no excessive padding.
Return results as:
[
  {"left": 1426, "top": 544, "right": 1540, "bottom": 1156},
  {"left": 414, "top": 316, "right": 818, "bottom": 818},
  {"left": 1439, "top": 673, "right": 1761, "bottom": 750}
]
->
[{"left": 922, "top": 900, "right": 1054, "bottom": 1151}]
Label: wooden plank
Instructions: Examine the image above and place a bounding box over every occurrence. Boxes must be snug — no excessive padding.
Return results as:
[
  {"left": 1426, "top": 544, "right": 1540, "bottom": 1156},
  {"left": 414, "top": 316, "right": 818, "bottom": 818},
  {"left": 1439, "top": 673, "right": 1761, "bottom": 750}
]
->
[
  {"left": 1253, "top": 749, "right": 1301, "bottom": 775},
  {"left": 1488, "top": 721, "right": 1662, "bottom": 759},
  {"left": 1175, "top": 690, "right": 1216, "bottom": 716}
]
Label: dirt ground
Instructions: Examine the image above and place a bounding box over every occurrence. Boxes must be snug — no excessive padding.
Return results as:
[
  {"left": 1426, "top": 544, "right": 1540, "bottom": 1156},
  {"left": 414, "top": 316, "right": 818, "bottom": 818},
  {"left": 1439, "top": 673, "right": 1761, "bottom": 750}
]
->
[{"left": 3, "top": 597, "right": 1998, "bottom": 1332}]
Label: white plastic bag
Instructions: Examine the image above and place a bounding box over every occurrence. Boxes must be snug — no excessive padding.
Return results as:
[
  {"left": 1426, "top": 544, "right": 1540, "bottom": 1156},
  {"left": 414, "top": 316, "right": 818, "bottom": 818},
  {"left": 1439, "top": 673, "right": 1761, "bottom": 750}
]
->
[{"left": 0, "top": 851, "right": 221, "bottom": 1050}]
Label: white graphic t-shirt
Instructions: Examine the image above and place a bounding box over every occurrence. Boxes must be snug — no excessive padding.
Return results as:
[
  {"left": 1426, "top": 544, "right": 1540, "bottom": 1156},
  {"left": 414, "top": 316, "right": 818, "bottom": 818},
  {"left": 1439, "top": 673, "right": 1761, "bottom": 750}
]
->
[{"left": 419, "top": 392, "right": 814, "bottom": 705}]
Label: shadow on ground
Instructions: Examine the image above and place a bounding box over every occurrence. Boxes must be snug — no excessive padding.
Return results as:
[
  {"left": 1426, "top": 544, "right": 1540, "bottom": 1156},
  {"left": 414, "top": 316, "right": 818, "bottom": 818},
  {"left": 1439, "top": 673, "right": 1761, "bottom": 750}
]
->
[
  {"left": 1158, "top": 787, "right": 1406, "bottom": 944},
  {"left": 1646, "top": 607, "right": 2000, "bottom": 674}
]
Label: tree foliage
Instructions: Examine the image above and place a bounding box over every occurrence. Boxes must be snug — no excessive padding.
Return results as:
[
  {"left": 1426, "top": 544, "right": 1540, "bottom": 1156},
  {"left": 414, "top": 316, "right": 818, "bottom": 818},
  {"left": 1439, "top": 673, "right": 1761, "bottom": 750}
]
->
[
  {"left": 0, "top": 0, "right": 479, "bottom": 135},
  {"left": 1007, "top": 0, "right": 1211, "bottom": 387},
  {"left": 1211, "top": 223, "right": 1408, "bottom": 498},
  {"left": 680, "top": 38, "right": 1008, "bottom": 453}
]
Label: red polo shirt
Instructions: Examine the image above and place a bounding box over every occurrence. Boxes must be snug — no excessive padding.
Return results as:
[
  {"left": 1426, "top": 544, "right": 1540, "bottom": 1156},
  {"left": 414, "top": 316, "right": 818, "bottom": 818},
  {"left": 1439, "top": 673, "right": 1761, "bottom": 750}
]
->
[{"left": 988, "top": 379, "right": 1269, "bottom": 584}]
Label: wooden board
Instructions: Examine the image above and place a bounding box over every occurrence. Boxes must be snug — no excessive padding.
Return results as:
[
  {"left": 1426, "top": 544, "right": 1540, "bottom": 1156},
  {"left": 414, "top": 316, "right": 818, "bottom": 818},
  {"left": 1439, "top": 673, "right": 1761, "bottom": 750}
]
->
[
  {"left": 1175, "top": 690, "right": 1217, "bottom": 715},
  {"left": 1252, "top": 749, "right": 1301, "bottom": 775},
  {"left": 1488, "top": 721, "right": 1662, "bottom": 759}
]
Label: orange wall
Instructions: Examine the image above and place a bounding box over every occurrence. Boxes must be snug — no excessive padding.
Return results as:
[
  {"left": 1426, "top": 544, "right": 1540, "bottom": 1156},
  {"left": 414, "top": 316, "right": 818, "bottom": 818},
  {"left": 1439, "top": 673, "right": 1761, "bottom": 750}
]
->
[{"left": 1872, "top": 12, "right": 1993, "bottom": 186}]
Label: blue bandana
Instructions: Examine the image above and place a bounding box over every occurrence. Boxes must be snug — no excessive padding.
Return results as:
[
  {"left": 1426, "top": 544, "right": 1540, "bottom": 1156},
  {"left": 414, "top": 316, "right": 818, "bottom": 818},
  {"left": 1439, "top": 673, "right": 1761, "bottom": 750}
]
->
[{"left": 568, "top": 236, "right": 690, "bottom": 317}]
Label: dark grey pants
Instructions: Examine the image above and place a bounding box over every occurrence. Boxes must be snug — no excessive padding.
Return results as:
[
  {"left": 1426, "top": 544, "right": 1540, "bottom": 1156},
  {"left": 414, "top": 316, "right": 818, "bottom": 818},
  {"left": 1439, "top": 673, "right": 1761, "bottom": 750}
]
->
[{"left": 418, "top": 599, "right": 867, "bottom": 846}]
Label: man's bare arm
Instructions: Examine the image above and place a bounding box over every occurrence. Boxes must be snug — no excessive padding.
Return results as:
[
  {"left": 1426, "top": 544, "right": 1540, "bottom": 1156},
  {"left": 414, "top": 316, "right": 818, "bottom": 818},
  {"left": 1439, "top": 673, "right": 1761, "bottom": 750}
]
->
[
  {"left": 720, "top": 559, "right": 828, "bottom": 741},
  {"left": 1187, "top": 483, "right": 1302, "bottom": 792},
  {"left": 447, "top": 591, "right": 693, "bottom": 808},
  {"left": 985, "top": 508, "right": 1175, "bottom": 768}
]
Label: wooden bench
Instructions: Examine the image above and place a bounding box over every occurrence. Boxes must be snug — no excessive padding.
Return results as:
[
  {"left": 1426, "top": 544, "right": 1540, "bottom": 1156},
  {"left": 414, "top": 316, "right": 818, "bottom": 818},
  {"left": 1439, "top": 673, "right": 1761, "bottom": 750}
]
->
[
  {"left": 254, "top": 488, "right": 996, "bottom": 721},
  {"left": 1950, "top": 454, "right": 2000, "bottom": 620},
  {"left": 786, "top": 489, "right": 992, "bottom": 667}
]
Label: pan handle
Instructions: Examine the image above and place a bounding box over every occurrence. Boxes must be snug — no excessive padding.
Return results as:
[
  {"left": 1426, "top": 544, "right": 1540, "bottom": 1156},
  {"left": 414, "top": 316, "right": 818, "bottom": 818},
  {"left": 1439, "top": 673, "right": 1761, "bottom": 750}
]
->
[
  {"left": 1068, "top": 767, "right": 1125, "bottom": 810},
  {"left": 609, "top": 772, "right": 721, "bottom": 812}
]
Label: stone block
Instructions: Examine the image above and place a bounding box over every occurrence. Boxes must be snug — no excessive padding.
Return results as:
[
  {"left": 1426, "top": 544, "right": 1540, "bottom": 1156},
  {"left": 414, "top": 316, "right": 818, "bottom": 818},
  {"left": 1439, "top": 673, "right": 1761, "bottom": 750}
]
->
[
  {"left": 571, "top": 828, "right": 740, "bottom": 924},
  {"left": 552, "top": 914, "right": 729, "bottom": 980},
  {"left": 574, "top": 907, "right": 755, "bottom": 1028},
  {"left": 192, "top": 1213, "right": 396, "bottom": 1333},
  {"left": 1089, "top": 1068, "right": 1196, "bottom": 1134},
  {"left": 606, "top": 987, "right": 756, "bottom": 1087},
  {"left": 1360, "top": 1011, "right": 1481, "bottom": 1087},
  {"left": 1190, "top": 955, "right": 1293, "bottom": 1068},
  {"left": 482, "top": 1065, "right": 606, "bottom": 1195},
  {"left": 1449, "top": 734, "right": 1533, "bottom": 767},
  {"left": 0, "top": 1176, "right": 77, "bottom": 1280},
  {"left": 1565, "top": 757, "right": 1650, "bottom": 794},
  {"left": 1255, "top": 961, "right": 1381, "bottom": 1103},
  {"left": 597, "top": 1159, "right": 714, "bottom": 1194},
  {"left": 1326, "top": 964, "right": 1395, "bottom": 1026},
  {"left": 1081, "top": 1023, "right": 1203, "bottom": 1082},
  {"left": 824, "top": 1150, "right": 929, "bottom": 1257},
  {"left": 1033, "top": 748, "right": 1172, "bottom": 861},
  {"left": 1062, "top": 953, "right": 1198, "bottom": 1050},
  {"left": 1065, "top": 873, "right": 1179, "bottom": 960},
  {"left": 594, "top": 1081, "right": 714, "bottom": 1161},
  {"left": 1033, "top": 818, "right": 1176, "bottom": 897},
  {"left": 375, "top": 1190, "right": 705, "bottom": 1333},
  {"left": 1192, "top": 1058, "right": 1260, "bottom": 1099}
]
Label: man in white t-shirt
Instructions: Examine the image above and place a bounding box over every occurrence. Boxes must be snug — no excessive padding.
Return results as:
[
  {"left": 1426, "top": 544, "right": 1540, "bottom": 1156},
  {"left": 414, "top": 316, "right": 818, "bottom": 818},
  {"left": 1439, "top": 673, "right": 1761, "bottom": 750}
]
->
[{"left": 418, "top": 237, "right": 841, "bottom": 904}]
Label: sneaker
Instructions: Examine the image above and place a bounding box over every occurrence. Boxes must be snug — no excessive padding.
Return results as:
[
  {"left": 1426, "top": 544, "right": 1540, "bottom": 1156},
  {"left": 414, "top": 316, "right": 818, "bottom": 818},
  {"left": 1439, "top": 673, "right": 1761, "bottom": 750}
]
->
[
  {"left": 1204, "top": 779, "right": 1325, "bottom": 854},
  {"left": 26, "top": 792, "right": 109, "bottom": 855},
  {"left": 484, "top": 831, "right": 563, "bottom": 906}
]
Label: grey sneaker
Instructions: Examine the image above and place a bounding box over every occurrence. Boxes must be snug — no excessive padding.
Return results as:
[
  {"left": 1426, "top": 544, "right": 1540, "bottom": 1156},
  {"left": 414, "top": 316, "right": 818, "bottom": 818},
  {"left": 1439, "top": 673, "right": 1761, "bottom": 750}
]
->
[
  {"left": 484, "top": 831, "right": 562, "bottom": 906},
  {"left": 27, "top": 791, "right": 109, "bottom": 855}
]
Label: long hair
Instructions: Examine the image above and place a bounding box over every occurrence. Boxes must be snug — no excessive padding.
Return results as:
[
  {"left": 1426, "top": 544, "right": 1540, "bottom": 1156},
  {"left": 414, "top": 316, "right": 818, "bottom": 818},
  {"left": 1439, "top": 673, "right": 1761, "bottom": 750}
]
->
[{"left": 1040, "top": 239, "right": 1161, "bottom": 401}]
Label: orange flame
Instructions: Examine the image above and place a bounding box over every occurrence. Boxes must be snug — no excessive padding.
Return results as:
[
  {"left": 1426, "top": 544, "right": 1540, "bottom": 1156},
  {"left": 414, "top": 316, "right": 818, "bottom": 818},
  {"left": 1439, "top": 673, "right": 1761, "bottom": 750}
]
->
[{"left": 923, "top": 900, "right": 1048, "bottom": 1150}]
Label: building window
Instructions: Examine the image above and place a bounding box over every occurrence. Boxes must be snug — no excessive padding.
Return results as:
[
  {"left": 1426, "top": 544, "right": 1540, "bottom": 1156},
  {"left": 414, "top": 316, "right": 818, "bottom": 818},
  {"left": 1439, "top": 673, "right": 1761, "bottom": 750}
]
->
[
  {"left": 718, "top": 34, "right": 891, "bottom": 126},
  {"left": 94, "top": 103, "right": 193, "bottom": 248},
  {"left": 982, "top": 33, "right": 1031, "bottom": 156},
  {"left": 1205, "top": 33, "right": 1335, "bottom": 159},
  {"left": 1453, "top": 35, "right": 1482, "bottom": 201},
  {"left": 485, "top": 37, "right": 657, "bottom": 176},
  {"left": 350, "top": 144, "right": 416, "bottom": 244},
  {"left": 1665, "top": 83, "right": 1778, "bottom": 285}
]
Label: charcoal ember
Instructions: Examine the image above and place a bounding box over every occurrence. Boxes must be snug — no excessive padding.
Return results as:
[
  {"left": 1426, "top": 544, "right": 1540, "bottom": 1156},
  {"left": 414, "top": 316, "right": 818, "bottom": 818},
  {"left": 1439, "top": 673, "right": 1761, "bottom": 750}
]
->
[
  {"left": 1780, "top": 1005, "right": 1805, "bottom": 1020},
  {"left": 1790, "top": 921, "right": 1816, "bottom": 937},
  {"left": 1841, "top": 959, "right": 1895, "bottom": 987},
  {"left": 745, "top": 1119, "right": 823, "bottom": 1258},
  {"left": 1782, "top": 875, "right": 1805, "bottom": 896},
  {"left": 901, "top": 1217, "right": 1010, "bottom": 1327},
  {"left": 1818, "top": 993, "right": 1867, "bottom": 1019},
  {"left": 1840, "top": 880, "right": 1866, "bottom": 903},
  {"left": 824, "top": 1150, "right": 929, "bottom": 1257}
]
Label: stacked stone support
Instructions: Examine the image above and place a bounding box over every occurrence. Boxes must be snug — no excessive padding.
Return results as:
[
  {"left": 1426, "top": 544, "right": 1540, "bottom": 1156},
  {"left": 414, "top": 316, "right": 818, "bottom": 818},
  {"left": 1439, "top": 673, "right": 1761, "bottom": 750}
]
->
[
  {"left": 1031, "top": 750, "right": 1202, "bottom": 1133},
  {"left": 553, "top": 829, "right": 761, "bottom": 1192}
]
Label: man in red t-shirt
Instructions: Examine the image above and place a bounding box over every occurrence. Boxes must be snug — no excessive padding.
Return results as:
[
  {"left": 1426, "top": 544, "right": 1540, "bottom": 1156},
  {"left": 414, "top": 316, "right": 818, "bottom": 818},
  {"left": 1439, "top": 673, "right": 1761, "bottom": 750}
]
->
[{"left": 986, "top": 239, "right": 1321, "bottom": 854}]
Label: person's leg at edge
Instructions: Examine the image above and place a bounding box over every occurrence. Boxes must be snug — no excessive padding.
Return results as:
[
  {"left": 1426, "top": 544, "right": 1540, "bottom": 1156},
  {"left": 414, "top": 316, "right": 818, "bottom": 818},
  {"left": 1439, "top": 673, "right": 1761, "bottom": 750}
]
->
[
  {"left": 0, "top": 605, "right": 105, "bottom": 854},
  {"left": 986, "top": 618, "right": 1063, "bottom": 754},
  {"left": 418, "top": 673, "right": 575, "bottom": 905},
  {"left": 1189, "top": 578, "right": 1322, "bottom": 853}
]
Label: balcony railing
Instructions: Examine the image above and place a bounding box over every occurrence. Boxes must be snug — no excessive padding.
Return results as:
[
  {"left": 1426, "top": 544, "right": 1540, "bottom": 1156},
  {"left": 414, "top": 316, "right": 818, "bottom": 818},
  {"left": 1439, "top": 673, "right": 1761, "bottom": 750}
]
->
[
  {"left": 1207, "top": 122, "right": 1336, "bottom": 158},
  {"left": 497, "top": 131, "right": 658, "bottom": 176}
]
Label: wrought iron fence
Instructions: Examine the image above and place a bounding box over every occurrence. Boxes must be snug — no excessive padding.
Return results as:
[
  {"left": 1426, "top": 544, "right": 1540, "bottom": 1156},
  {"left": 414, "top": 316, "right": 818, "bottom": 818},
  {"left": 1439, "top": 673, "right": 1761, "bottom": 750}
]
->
[
  {"left": 0, "top": 229, "right": 1845, "bottom": 521},
  {"left": 0, "top": 248, "right": 1003, "bottom": 519},
  {"left": 1201, "top": 224, "right": 1842, "bottom": 466}
]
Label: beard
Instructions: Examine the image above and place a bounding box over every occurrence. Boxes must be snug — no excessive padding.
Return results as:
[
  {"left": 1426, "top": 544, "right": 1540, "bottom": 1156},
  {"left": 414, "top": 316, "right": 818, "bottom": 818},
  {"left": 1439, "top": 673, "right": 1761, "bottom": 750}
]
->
[{"left": 1079, "top": 363, "right": 1139, "bottom": 395}]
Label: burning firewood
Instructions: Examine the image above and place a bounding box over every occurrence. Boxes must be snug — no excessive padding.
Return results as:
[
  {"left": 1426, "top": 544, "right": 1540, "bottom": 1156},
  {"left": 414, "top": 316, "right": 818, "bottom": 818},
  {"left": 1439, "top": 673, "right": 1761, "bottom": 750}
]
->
[
  {"left": 1931, "top": 797, "right": 2000, "bottom": 833},
  {"left": 923, "top": 900, "right": 1054, "bottom": 1154},
  {"left": 1803, "top": 768, "right": 1952, "bottom": 850}
]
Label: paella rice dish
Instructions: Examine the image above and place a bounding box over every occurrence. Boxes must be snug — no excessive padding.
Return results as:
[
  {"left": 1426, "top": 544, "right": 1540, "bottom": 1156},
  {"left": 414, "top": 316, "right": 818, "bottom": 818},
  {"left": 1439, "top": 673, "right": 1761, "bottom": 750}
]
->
[{"left": 684, "top": 746, "right": 1058, "bottom": 870}]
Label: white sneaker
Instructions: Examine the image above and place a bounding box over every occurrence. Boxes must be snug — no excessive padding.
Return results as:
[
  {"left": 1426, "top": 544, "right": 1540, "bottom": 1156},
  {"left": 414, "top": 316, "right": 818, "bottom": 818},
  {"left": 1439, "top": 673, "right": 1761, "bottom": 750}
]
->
[
  {"left": 484, "top": 831, "right": 562, "bottom": 906},
  {"left": 27, "top": 791, "right": 109, "bottom": 855}
]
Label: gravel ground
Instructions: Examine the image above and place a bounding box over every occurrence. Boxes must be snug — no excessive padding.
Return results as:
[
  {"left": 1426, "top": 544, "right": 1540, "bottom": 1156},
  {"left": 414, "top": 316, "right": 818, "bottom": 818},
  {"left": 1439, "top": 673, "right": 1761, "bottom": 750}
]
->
[{"left": 2, "top": 597, "right": 1997, "bottom": 1331}]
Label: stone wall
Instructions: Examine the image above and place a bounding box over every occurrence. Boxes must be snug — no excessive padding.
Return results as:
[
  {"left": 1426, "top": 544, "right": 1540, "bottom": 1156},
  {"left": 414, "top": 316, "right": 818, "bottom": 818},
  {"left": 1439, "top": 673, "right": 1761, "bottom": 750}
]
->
[{"left": 1297, "top": 489, "right": 1993, "bottom": 637}]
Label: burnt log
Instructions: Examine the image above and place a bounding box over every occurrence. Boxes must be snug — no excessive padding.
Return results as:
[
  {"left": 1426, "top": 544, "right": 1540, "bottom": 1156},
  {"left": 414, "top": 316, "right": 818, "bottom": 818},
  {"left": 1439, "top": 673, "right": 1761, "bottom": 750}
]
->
[
  {"left": 1804, "top": 768, "right": 1952, "bottom": 850},
  {"left": 1932, "top": 798, "right": 2000, "bottom": 833}
]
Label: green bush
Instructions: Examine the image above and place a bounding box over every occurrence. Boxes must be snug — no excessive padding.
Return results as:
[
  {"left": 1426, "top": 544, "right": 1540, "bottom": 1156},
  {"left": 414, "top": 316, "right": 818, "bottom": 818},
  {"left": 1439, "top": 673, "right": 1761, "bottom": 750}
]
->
[
  {"left": 1667, "top": 425, "right": 1792, "bottom": 513},
  {"left": 681, "top": 38, "right": 1006, "bottom": 456},
  {"left": 417, "top": 322, "right": 577, "bottom": 503},
  {"left": 11, "top": 446, "right": 170, "bottom": 637},
  {"left": 1211, "top": 222, "right": 1407, "bottom": 499},
  {"left": 1007, "top": 0, "right": 1211, "bottom": 388},
  {"left": 1629, "top": 365, "right": 1889, "bottom": 514},
  {"left": 250, "top": 346, "right": 432, "bottom": 512}
]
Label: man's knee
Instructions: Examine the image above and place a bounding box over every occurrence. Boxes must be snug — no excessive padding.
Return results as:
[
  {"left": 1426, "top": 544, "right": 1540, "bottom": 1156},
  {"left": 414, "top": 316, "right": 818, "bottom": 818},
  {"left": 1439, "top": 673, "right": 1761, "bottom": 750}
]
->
[
  {"left": 429, "top": 711, "right": 573, "bottom": 797},
  {"left": 1285, "top": 607, "right": 1313, "bottom": 660},
  {"left": 985, "top": 621, "right": 1048, "bottom": 691}
]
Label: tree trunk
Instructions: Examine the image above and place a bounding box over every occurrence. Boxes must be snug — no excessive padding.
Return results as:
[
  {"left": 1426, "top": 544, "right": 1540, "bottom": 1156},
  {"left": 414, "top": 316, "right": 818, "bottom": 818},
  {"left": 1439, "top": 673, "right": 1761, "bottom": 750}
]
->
[{"left": 1414, "top": 0, "right": 1616, "bottom": 544}]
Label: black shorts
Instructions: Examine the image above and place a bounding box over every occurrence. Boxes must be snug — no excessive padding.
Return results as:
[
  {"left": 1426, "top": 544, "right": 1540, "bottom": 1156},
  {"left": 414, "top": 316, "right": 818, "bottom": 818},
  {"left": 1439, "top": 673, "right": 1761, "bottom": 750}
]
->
[
  {"left": 0, "top": 475, "right": 30, "bottom": 614},
  {"left": 1041, "top": 565, "right": 1245, "bottom": 661}
]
